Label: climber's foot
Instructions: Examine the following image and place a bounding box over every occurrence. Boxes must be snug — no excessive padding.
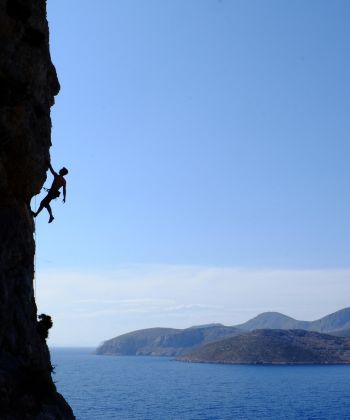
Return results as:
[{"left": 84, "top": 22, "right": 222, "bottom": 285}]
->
[{"left": 48, "top": 216, "right": 54, "bottom": 223}]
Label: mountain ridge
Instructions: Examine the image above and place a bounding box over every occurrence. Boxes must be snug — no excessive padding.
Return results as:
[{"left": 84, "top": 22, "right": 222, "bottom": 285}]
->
[
  {"left": 237, "top": 307, "right": 350, "bottom": 333},
  {"left": 96, "top": 325, "right": 240, "bottom": 356},
  {"left": 96, "top": 307, "right": 350, "bottom": 357}
]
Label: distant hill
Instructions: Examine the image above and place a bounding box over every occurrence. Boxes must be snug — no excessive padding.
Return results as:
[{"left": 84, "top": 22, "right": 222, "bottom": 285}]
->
[
  {"left": 307, "top": 307, "right": 350, "bottom": 333},
  {"left": 96, "top": 325, "right": 241, "bottom": 356},
  {"left": 235, "top": 307, "right": 350, "bottom": 334},
  {"left": 96, "top": 307, "right": 350, "bottom": 357},
  {"left": 329, "top": 327, "right": 350, "bottom": 337},
  {"left": 96, "top": 328, "right": 180, "bottom": 356},
  {"left": 235, "top": 312, "right": 309, "bottom": 330},
  {"left": 178, "top": 329, "right": 350, "bottom": 365}
]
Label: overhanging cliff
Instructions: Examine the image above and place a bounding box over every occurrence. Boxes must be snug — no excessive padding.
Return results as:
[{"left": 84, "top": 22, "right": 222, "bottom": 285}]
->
[{"left": 0, "top": 0, "right": 74, "bottom": 418}]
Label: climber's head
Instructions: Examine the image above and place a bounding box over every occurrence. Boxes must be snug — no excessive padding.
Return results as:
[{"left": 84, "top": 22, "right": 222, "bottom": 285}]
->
[{"left": 59, "top": 167, "right": 68, "bottom": 176}]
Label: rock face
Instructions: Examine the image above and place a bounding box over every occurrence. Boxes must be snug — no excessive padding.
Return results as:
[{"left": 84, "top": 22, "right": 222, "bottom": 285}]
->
[
  {"left": 0, "top": 1, "right": 74, "bottom": 418},
  {"left": 177, "top": 329, "right": 350, "bottom": 365}
]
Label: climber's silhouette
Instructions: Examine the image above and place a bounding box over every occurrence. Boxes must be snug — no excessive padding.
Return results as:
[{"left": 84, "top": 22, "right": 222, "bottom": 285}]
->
[{"left": 32, "top": 163, "right": 68, "bottom": 223}]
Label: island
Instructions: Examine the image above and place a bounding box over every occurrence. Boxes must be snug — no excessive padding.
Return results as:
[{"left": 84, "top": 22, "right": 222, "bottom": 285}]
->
[{"left": 177, "top": 329, "right": 350, "bottom": 364}]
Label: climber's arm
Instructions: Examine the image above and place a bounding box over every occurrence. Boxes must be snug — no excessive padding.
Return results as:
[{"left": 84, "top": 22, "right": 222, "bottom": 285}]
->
[
  {"left": 48, "top": 162, "right": 57, "bottom": 176},
  {"left": 63, "top": 184, "right": 66, "bottom": 203}
]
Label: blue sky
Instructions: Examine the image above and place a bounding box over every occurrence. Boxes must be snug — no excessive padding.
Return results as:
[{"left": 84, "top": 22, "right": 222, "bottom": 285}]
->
[{"left": 34, "top": 0, "right": 350, "bottom": 345}]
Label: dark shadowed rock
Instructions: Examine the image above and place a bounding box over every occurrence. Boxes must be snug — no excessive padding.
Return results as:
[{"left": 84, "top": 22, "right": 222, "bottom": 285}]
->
[{"left": 0, "top": 0, "right": 74, "bottom": 418}]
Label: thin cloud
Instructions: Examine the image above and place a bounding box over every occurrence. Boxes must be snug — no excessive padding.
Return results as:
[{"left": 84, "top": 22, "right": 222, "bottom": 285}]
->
[{"left": 36, "top": 265, "right": 350, "bottom": 346}]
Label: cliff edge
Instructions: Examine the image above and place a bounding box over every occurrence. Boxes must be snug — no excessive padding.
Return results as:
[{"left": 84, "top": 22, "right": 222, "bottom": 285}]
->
[{"left": 0, "top": 0, "right": 74, "bottom": 418}]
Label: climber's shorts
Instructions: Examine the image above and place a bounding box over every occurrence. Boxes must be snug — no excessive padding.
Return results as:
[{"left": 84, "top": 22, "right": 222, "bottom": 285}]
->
[{"left": 41, "top": 189, "right": 60, "bottom": 206}]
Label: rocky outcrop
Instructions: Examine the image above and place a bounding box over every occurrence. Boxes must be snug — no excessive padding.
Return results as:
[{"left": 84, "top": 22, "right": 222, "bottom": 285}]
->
[{"left": 0, "top": 0, "right": 74, "bottom": 418}]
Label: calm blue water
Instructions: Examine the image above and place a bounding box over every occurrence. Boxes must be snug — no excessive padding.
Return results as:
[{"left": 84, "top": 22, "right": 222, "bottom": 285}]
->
[{"left": 51, "top": 348, "right": 350, "bottom": 420}]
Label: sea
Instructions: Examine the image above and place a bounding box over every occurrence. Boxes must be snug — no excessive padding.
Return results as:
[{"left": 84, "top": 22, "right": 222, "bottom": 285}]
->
[{"left": 51, "top": 348, "right": 350, "bottom": 420}]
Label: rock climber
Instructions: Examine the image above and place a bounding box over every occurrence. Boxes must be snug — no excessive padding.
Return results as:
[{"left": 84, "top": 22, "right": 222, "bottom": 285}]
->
[{"left": 32, "top": 162, "right": 68, "bottom": 223}]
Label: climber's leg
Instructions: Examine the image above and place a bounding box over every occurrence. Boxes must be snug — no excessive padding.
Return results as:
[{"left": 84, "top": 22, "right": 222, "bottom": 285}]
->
[
  {"left": 32, "top": 197, "right": 48, "bottom": 217},
  {"left": 46, "top": 203, "right": 54, "bottom": 223},
  {"left": 32, "top": 192, "right": 55, "bottom": 223}
]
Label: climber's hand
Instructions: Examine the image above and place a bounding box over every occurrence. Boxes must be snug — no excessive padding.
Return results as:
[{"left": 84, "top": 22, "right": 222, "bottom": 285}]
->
[{"left": 62, "top": 198, "right": 66, "bottom": 203}]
